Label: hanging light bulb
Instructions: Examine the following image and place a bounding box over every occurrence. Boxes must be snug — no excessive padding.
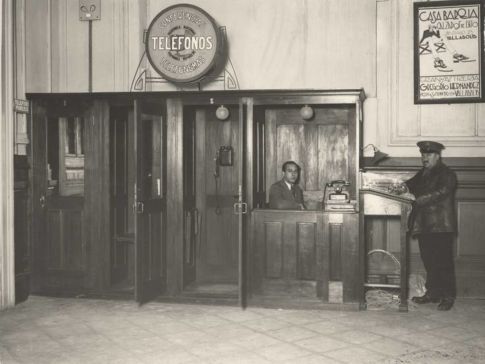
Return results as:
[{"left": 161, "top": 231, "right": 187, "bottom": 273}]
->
[
  {"left": 300, "top": 105, "right": 314, "bottom": 120},
  {"left": 216, "top": 105, "right": 230, "bottom": 121}
]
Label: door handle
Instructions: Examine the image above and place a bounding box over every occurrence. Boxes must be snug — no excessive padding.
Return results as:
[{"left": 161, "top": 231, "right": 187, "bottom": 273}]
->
[
  {"left": 233, "top": 202, "right": 247, "bottom": 214},
  {"left": 40, "top": 195, "right": 46, "bottom": 209}
]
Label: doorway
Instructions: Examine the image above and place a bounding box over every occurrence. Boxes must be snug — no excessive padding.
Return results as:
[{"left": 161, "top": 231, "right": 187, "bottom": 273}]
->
[
  {"left": 31, "top": 102, "right": 87, "bottom": 295},
  {"left": 181, "top": 104, "right": 241, "bottom": 299},
  {"left": 109, "top": 101, "right": 167, "bottom": 303}
]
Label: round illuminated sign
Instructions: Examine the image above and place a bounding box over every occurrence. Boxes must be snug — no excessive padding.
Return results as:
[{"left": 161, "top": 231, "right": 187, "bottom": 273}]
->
[{"left": 146, "top": 4, "right": 220, "bottom": 83}]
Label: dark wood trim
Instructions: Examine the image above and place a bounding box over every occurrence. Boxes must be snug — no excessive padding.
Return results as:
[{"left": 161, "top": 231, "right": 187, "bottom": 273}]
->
[
  {"left": 166, "top": 98, "right": 184, "bottom": 296},
  {"left": 27, "top": 89, "right": 366, "bottom": 101},
  {"left": 84, "top": 100, "right": 111, "bottom": 291},
  {"left": 363, "top": 157, "right": 485, "bottom": 171}
]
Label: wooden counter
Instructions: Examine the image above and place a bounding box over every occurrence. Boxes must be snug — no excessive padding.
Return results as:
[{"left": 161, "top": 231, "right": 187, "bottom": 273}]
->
[{"left": 250, "top": 209, "right": 363, "bottom": 309}]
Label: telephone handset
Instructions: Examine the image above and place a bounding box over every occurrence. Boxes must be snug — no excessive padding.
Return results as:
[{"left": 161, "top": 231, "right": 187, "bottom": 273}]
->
[{"left": 213, "top": 146, "right": 234, "bottom": 178}]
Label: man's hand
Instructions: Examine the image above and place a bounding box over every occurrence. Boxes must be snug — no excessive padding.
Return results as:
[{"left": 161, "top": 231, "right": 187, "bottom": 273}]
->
[{"left": 388, "top": 183, "right": 408, "bottom": 195}]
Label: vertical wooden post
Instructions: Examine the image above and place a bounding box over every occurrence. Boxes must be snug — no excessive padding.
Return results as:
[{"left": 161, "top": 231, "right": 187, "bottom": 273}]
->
[
  {"left": 166, "top": 98, "right": 184, "bottom": 295},
  {"left": 84, "top": 100, "right": 110, "bottom": 291}
]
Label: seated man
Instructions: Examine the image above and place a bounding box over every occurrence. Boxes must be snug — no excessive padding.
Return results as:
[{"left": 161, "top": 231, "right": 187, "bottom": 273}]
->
[{"left": 269, "top": 161, "right": 306, "bottom": 210}]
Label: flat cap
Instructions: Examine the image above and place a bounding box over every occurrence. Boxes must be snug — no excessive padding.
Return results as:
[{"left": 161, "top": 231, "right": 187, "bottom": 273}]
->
[{"left": 417, "top": 140, "right": 445, "bottom": 154}]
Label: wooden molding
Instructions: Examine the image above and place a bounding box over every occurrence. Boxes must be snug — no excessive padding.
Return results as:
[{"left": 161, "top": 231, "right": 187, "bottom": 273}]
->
[{"left": 1, "top": 0, "right": 16, "bottom": 310}]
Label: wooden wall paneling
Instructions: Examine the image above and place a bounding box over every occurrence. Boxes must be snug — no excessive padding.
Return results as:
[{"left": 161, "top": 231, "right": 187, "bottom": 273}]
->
[
  {"left": 276, "top": 125, "right": 305, "bottom": 187},
  {"left": 265, "top": 222, "right": 283, "bottom": 278},
  {"left": 358, "top": 207, "right": 366, "bottom": 307},
  {"left": 329, "top": 223, "right": 342, "bottom": 281},
  {"left": 386, "top": 218, "right": 401, "bottom": 254},
  {"left": 365, "top": 217, "right": 386, "bottom": 251},
  {"left": 30, "top": 103, "right": 48, "bottom": 291},
  {"left": 46, "top": 211, "right": 61, "bottom": 269},
  {"left": 14, "top": 156, "right": 30, "bottom": 303},
  {"left": 297, "top": 222, "right": 316, "bottom": 280},
  {"left": 195, "top": 109, "right": 206, "bottom": 280},
  {"left": 348, "top": 107, "right": 357, "bottom": 199},
  {"left": 110, "top": 112, "right": 134, "bottom": 284},
  {"left": 25, "top": 0, "right": 50, "bottom": 92},
  {"left": 304, "top": 124, "right": 319, "bottom": 191},
  {"left": 242, "top": 98, "right": 253, "bottom": 306},
  {"left": 60, "top": 207, "right": 80, "bottom": 272},
  {"left": 166, "top": 98, "right": 183, "bottom": 295},
  {"left": 84, "top": 101, "right": 110, "bottom": 291},
  {"left": 321, "top": 213, "right": 331, "bottom": 301},
  {"left": 317, "top": 124, "right": 349, "bottom": 185},
  {"left": 198, "top": 106, "right": 239, "bottom": 282},
  {"left": 457, "top": 202, "right": 485, "bottom": 256},
  {"left": 230, "top": 105, "right": 240, "bottom": 267},
  {"left": 282, "top": 220, "right": 297, "bottom": 278},
  {"left": 315, "top": 213, "right": 325, "bottom": 297},
  {"left": 341, "top": 213, "right": 359, "bottom": 302},
  {"left": 127, "top": 112, "right": 135, "bottom": 234},
  {"left": 251, "top": 211, "right": 264, "bottom": 292},
  {"left": 265, "top": 110, "right": 277, "bottom": 202},
  {"left": 45, "top": 208, "right": 84, "bottom": 272}
]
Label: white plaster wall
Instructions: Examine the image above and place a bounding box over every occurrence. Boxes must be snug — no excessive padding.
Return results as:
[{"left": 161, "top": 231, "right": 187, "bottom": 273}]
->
[{"left": 22, "top": 0, "right": 485, "bottom": 157}]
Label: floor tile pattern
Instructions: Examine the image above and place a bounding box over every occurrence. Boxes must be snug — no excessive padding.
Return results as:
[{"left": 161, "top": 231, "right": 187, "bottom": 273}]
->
[{"left": 1, "top": 296, "right": 484, "bottom": 363}]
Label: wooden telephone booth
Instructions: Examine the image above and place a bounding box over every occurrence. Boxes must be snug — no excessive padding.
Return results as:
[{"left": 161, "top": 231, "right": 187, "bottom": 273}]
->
[{"left": 27, "top": 89, "right": 365, "bottom": 309}]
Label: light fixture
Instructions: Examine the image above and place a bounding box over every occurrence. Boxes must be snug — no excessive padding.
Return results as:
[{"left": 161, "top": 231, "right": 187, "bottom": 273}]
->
[
  {"left": 216, "top": 105, "right": 230, "bottom": 121},
  {"left": 300, "top": 105, "right": 314, "bottom": 121},
  {"left": 363, "top": 144, "right": 389, "bottom": 165}
]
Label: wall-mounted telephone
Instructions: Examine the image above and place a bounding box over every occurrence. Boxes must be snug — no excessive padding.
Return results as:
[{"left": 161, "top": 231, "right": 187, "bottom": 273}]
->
[
  {"left": 218, "top": 146, "right": 233, "bottom": 166},
  {"left": 214, "top": 146, "right": 234, "bottom": 177},
  {"left": 213, "top": 146, "right": 234, "bottom": 214}
]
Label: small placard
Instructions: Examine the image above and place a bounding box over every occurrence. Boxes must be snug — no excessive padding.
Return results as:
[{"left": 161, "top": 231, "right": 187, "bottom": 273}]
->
[{"left": 14, "top": 99, "right": 29, "bottom": 114}]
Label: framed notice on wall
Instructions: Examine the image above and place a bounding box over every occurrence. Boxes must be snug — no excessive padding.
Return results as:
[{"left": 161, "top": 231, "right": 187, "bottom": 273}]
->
[{"left": 414, "top": 1, "right": 484, "bottom": 104}]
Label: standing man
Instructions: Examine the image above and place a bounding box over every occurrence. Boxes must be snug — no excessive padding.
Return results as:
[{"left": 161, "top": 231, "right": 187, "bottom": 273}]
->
[
  {"left": 269, "top": 161, "right": 305, "bottom": 210},
  {"left": 395, "top": 141, "right": 457, "bottom": 311}
]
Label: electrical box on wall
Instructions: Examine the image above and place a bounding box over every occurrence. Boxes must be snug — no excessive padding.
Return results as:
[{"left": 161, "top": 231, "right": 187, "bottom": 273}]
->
[{"left": 79, "top": 0, "right": 101, "bottom": 21}]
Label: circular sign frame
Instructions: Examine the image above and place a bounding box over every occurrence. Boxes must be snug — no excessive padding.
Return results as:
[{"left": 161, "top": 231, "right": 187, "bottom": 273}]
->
[{"left": 145, "top": 4, "right": 221, "bottom": 84}]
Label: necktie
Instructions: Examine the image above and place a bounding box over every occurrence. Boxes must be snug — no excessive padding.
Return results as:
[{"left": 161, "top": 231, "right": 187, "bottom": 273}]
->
[{"left": 291, "top": 185, "right": 296, "bottom": 199}]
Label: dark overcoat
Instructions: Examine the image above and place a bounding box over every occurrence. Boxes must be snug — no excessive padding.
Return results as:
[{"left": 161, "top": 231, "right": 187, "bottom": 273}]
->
[{"left": 405, "top": 161, "right": 457, "bottom": 236}]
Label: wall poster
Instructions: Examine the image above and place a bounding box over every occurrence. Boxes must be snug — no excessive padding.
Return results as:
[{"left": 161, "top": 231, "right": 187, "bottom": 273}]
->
[{"left": 414, "top": 1, "right": 484, "bottom": 103}]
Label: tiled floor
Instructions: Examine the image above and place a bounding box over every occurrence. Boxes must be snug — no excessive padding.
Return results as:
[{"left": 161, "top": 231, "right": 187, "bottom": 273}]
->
[{"left": 1, "top": 296, "right": 485, "bottom": 363}]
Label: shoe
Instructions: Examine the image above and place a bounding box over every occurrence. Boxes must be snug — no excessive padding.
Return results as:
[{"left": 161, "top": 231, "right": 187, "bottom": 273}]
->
[
  {"left": 412, "top": 293, "right": 440, "bottom": 304},
  {"left": 434, "top": 58, "right": 447, "bottom": 69},
  {"left": 453, "top": 54, "right": 469, "bottom": 63},
  {"left": 437, "top": 298, "right": 454, "bottom": 311}
]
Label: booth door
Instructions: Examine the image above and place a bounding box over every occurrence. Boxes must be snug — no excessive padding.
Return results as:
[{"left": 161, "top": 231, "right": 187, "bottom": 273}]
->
[
  {"left": 31, "top": 103, "right": 87, "bottom": 293},
  {"left": 134, "top": 100, "right": 166, "bottom": 304}
]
